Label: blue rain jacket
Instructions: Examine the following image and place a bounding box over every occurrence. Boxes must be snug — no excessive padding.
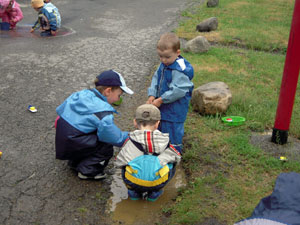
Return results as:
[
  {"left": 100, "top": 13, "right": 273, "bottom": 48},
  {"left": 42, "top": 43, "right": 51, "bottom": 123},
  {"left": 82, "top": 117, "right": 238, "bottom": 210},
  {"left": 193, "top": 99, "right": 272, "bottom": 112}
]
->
[
  {"left": 55, "top": 89, "right": 128, "bottom": 160},
  {"left": 148, "top": 55, "right": 194, "bottom": 122}
]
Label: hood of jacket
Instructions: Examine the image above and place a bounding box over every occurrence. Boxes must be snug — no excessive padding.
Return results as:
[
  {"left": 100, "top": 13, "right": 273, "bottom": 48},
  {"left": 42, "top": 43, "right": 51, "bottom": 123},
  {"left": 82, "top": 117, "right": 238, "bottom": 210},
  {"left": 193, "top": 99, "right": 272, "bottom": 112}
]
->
[
  {"left": 166, "top": 55, "right": 194, "bottom": 80},
  {"left": 129, "top": 130, "right": 170, "bottom": 154}
]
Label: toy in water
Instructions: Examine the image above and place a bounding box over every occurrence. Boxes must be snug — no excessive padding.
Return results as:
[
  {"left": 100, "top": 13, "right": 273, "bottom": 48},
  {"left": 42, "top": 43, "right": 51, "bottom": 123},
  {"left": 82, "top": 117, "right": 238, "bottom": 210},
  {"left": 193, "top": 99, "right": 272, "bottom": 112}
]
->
[
  {"left": 113, "top": 96, "right": 123, "bottom": 106},
  {"left": 28, "top": 105, "right": 37, "bottom": 112},
  {"left": 222, "top": 116, "right": 245, "bottom": 126}
]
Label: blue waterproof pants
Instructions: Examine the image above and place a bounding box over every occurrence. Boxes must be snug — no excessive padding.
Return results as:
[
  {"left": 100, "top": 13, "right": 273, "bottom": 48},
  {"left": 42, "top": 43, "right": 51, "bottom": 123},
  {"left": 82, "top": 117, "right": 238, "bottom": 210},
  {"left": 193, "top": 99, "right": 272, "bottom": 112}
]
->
[
  {"left": 68, "top": 142, "right": 113, "bottom": 176},
  {"left": 159, "top": 120, "right": 184, "bottom": 153}
]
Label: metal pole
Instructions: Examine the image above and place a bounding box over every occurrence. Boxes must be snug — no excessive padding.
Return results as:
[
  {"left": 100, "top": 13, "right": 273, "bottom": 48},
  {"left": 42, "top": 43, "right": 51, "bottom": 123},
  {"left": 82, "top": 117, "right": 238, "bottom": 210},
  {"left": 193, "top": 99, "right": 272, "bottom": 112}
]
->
[{"left": 271, "top": 0, "right": 300, "bottom": 144}]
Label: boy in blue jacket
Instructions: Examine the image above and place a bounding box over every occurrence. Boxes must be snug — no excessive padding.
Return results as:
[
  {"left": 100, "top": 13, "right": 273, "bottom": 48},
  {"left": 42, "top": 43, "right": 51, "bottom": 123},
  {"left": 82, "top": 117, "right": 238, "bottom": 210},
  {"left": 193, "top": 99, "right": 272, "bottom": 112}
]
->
[
  {"left": 147, "top": 32, "right": 194, "bottom": 153},
  {"left": 30, "top": 0, "right": 61, "bottom": 36},
  {"left": 55, "top": 70, "right": 134, "bottom": 180}
]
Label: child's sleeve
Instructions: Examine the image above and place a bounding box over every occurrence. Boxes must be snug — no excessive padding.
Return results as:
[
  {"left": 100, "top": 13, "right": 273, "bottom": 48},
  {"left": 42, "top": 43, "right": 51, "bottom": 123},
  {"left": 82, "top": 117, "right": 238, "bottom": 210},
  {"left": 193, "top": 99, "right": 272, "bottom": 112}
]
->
[
  {"left": 115, "top": 141, "right": 131, "bottom": 167},
  {"left": 32, "top": 19, "right": 40, "bottom": 30},
  {"left": 96, "top": 114, "right": 129, "bottom": 147},
  {"left": 160, "top": 70, "right": 193, "bottom": 103},
  {"left": 158, "top": 145, "right": 181, "bottom": 166},
  {"left": 12, "top": 5, "right": 23, "bottom": 22},
  {"left": 147, "top": 69, "right": 159, "bottom": 97}
]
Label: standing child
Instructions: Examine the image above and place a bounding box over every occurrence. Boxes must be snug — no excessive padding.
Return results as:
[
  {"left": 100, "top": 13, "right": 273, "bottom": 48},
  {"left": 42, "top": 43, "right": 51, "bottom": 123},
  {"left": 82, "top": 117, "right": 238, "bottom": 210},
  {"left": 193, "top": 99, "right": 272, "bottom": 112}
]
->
[
  {"left": 115, "top": 104, "right": 181, "bottom": 201},
  {"left": 55, "top": 70, "right": 134, "bottom": 180},
  {"left": 147, "top": 32, "right": 194, "bottom": 153},
  {"left": 30, "top": 0, "right": 61, "bottom": 36},
  {"left": 0, "top": 0, "right": 23, "bottom": 30}
]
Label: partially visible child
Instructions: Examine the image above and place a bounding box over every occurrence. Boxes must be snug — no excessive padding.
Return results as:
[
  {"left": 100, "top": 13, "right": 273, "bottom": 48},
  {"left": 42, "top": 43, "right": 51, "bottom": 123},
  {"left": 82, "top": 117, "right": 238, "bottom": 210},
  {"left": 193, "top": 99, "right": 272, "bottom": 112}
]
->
[
  {"left": 115, "top": 104, "right": 181, "bottom": 201},
  {"left": 147, "top": 32, "right": 194, "bottom": 153},
  {"left": 0, "top": 0, "right": 23, "bottom": 30},
  {"left": 30, "top": 0, "right": 61, "bottom": 36},
  {"left": 55, "top": 70, "right": 134, "bottom": 180}
]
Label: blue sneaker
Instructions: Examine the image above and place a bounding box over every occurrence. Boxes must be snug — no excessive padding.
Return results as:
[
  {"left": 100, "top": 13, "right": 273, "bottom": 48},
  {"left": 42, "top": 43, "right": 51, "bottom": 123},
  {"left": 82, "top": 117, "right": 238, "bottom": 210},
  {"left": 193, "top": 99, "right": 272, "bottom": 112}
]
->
[
  {"left": 147, "top": 190, "right": 163, "bottom": 202},
  {"left": 128, "top": 190, "right": 141, "bottom": 200}
]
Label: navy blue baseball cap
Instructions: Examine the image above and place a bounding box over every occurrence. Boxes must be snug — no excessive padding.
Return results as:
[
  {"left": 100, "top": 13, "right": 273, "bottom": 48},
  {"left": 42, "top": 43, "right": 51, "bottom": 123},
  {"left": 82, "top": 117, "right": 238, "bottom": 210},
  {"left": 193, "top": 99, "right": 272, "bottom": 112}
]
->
[{"left": 95, "top": 70, "right": 134, "bottom": 94}]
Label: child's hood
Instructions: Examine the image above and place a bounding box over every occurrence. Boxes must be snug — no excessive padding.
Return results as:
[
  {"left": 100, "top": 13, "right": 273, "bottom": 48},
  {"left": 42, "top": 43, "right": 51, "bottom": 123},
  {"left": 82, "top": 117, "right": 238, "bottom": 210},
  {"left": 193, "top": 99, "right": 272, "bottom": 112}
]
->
[
  {"left": 68, "top": 89, "right": 116, "bottom": 115},
  {"left": 168, "top": 55, "right": 194, "bottom": 80},
  {"left": 0, "top": 0, "right": 10, "bottom": 13},
  {"left": 129, "top": 130, "right": 170, "bottom": 154}
]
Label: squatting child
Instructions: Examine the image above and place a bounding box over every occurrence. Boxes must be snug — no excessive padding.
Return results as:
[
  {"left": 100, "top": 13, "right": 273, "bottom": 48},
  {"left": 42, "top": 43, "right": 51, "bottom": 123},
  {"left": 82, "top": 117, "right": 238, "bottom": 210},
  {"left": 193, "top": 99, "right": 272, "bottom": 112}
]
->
[
  {"left": 30, "top": 0, "right": 61, "bottom": 36},
  {"left": 115, "top": 104, "right": 181, "bottom": 201},
  {"left": 55, "top": 70, "right": 134, "bottom": 180},
  {"left": 147, "top": 32, "right": 194, "bottom": 153},
  {"left": 0, "top": 0, "right": 23, "bottom": 30}
]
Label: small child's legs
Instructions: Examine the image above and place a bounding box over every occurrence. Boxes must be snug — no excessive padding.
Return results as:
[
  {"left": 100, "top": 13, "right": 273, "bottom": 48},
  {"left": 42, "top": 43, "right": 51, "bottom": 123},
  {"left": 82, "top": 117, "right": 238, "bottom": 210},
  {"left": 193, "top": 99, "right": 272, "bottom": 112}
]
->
[
  {"left": 124, "top": 164, "right": 176, "bottom": 201},
  {"left": 159, "top": 120, "right": 184, "bottom": 153}
]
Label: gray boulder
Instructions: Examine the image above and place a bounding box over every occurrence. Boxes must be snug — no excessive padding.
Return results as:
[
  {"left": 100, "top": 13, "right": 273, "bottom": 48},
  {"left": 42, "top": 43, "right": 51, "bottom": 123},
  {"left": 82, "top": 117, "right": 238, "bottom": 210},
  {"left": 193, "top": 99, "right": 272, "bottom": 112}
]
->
[
  {"left": 184, "top": 36, "right": 210, "bottom": 53},
  {"left": 207, "top": 0, "right": 219, "bottom": 7},
  {"left": 191, "top": 81, "right": 232, "bottom": 115},
  {"left": 196, "top": 17, "right": 218, "bottom": 32}
]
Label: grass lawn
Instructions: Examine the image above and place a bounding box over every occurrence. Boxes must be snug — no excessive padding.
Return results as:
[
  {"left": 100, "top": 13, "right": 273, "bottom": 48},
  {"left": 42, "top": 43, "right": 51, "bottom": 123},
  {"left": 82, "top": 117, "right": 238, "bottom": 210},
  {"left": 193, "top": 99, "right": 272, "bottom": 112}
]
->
[
  {"left": 162, "top": 0, "right": 300, "bottom": 224},
  {"left": 177, "top": 0, "right": 294, "bottom": 53}
]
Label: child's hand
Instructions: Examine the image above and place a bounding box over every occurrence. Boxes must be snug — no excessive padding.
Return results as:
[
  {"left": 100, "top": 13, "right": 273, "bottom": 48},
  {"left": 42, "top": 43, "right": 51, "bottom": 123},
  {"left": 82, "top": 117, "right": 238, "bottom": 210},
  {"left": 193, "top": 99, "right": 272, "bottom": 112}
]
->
[
  {"left": 10, "top": 19, "right": 16, "bottom": 23},
  {"left": 30, "top": 28, "right": 34, "bottom": 33},
  {"left": 51, "top": 30, "right": 56, "bottom": 36},
  {"left": 146, "top": 96, "right": 155, "bottom": 104},
  {"left": 152, "top": 98, "right": 163, "bottom": 108}
]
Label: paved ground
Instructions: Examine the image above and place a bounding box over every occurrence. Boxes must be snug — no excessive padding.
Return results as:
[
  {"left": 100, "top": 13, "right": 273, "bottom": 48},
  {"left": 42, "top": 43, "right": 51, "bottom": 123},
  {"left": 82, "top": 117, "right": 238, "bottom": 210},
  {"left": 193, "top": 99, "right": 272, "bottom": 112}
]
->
[{"left": 0, "top": 0, "right": 194, "bottom": 224}]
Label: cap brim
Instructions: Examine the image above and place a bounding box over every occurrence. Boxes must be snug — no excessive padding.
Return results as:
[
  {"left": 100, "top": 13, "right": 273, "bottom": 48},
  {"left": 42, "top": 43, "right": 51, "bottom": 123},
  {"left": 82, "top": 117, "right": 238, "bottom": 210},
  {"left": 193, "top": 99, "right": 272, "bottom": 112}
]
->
[{"left": 120, "top": 86, "right": 134, "bottom": 95}]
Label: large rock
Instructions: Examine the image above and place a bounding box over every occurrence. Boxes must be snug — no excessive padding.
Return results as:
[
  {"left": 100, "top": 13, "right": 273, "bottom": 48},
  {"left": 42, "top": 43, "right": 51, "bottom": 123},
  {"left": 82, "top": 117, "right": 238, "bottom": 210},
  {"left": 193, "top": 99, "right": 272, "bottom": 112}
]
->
[
  {"left": 191, "top": 81, "right": 232, "bottom": 115},
  {"left": 184, "top": 36, "right": 210, "bottom": 53},
  {"left": 207, "top": 0, "right": 219, "bottom": 7},
  {"left": 196, "top": 17, "right": 218, "bottom": 32}
]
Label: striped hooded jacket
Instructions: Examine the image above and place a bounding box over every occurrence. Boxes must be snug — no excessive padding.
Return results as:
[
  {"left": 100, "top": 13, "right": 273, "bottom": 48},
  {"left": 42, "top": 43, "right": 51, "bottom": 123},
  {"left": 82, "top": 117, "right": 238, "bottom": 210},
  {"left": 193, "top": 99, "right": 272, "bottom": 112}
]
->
[{"left": 115, "top": 130, "right": 181, "bottom": 168}]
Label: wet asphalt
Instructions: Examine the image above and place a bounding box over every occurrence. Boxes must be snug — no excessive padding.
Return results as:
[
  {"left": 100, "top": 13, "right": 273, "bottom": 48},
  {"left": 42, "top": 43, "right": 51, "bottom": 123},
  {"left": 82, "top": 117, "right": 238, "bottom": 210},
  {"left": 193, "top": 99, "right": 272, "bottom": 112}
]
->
[{"left": 0, "top": 0, "right": 195, "bottom": 224}]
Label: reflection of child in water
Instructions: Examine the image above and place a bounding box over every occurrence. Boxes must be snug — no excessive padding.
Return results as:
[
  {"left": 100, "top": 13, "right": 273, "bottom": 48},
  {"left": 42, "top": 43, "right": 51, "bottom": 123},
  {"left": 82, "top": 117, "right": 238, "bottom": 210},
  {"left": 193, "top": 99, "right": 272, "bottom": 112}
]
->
[
  {"left": 0, "top": 0, "right": 23, "bottom": 30},
  {"left": 30, "top": 0, "right": 61, "bottom": 37}
]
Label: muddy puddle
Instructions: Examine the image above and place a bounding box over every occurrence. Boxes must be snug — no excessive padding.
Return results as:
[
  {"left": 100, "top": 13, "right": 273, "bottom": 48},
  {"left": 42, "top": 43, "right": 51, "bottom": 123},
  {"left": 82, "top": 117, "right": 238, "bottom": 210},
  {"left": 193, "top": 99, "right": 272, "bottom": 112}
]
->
[
  {"left": 0, "top": 24, "right": 75, "bottom": 38},
  {"left": 106, "top": 165, "right": 186, "bottom": 225}
]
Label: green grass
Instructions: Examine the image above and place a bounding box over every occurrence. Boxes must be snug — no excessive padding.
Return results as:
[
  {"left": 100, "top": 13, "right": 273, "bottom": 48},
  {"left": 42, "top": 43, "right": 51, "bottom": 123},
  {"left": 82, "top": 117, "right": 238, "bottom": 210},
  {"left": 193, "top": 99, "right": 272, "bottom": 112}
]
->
[
  {"left": 185, "top": 47, "right": 300, "bottom": 135},
  {"left": 177, "top": 0, "right": 294, "bottom": 53},
  {"left": 163, "top": 0, "right": 300, "bottom": 224}
]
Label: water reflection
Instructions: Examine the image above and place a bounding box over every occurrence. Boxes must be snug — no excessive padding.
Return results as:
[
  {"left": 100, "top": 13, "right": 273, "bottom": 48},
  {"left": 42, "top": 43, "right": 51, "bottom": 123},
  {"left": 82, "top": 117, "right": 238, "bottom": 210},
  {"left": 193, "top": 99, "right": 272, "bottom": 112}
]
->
[{"left": 0, "top": 25, "right": 75, "bottom": 38}]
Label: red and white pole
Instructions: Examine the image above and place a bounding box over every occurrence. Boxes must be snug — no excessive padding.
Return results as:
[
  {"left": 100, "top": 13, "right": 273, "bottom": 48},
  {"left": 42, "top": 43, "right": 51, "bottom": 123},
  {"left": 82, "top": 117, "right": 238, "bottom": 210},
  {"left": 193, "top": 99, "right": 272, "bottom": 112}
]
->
[{"left": 271, "top": 0, "right": 300, "bottom": 144}]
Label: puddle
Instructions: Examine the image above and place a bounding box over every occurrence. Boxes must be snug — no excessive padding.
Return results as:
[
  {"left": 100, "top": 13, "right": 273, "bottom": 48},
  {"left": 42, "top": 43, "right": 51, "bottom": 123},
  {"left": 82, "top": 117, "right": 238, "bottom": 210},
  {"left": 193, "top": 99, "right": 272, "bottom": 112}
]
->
[
  {"left": 107, "top": 165, "right": 186, "bottom": 225},
  {"left": 0, "top": 24, "right": 75, "bottom": 38}
]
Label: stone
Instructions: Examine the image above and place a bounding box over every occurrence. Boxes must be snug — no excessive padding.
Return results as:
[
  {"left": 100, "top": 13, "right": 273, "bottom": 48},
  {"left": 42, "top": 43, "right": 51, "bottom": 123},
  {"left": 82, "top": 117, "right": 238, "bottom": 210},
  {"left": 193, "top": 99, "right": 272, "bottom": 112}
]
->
[
  {"left": 184, "top": 36, "right": 210, "bottom": 53},
  {"left": 196, "top": 17, "right": 218, "bottom": 32},
  {"left": 191, "top": 81, "right": 232, "bottom": 115},
  {"left": 207, "top": 0, "right": 219, "bottom": 7}
]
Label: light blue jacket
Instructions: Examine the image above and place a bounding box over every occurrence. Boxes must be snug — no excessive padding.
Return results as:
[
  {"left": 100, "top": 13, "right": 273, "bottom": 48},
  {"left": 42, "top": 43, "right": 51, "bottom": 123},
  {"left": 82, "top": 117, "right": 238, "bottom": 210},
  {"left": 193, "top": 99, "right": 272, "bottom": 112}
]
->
[{"left": 56, "top": 89, "right": 128, "bottom": 148}]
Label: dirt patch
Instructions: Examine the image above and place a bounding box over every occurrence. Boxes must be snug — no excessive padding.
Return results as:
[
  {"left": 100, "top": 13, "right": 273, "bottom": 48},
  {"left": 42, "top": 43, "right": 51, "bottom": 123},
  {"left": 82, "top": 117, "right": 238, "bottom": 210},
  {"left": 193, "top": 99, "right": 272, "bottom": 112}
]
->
[{"left": 250, "top": 130, "right": 300, "bottom": 161}]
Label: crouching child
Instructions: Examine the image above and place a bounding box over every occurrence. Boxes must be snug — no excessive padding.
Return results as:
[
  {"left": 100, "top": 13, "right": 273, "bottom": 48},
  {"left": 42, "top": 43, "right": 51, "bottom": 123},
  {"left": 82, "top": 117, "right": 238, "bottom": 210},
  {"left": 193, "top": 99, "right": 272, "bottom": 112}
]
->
[
  {"left": 30, "top": 0, "right": 61, "bottom": 36},
  {"left": 55, "top": 70, "right": 134, "bottom": 180},
  {"left": 115, "top": 104, "right": 181, "bottom": 201}
]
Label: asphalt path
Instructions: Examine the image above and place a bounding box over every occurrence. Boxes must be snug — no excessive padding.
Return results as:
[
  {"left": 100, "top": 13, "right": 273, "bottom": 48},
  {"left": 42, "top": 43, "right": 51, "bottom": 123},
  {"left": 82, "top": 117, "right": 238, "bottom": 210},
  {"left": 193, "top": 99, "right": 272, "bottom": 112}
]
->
[{"left": 0, "top": 0, "right": 193, "bottom": 224}]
